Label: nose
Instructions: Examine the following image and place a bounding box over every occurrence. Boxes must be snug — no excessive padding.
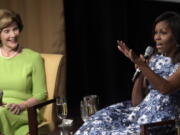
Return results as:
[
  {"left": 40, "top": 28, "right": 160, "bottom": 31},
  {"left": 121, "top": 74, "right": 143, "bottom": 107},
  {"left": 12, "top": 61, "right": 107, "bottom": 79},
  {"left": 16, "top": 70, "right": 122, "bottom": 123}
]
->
[
  {"left": 9, "top": 30, "right": 17, "bottom": 37},
  {"left": 154, "top": 33, "right": 161, "bottom": 41}
]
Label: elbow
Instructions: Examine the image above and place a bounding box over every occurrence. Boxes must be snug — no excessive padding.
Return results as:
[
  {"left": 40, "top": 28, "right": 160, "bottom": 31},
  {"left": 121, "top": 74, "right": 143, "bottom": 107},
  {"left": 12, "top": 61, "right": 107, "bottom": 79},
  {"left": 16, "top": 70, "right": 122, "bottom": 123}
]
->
[
  {"left": 132, "top": 97, "right": 144, "bottom": 107},
  {"left": 132, "top": 102, "right": 140, "bottom": 107}
]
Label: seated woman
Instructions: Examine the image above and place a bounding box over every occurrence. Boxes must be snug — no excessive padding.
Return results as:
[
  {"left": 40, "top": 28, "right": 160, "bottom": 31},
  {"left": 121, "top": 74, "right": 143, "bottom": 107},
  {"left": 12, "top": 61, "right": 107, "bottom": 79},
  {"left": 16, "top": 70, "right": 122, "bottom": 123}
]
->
[
  {"left": 75, "top": 11, "right": 180, "bottom": 134},
  {"left": 0, "top": 9, "right": 47, "bottom": 135}
]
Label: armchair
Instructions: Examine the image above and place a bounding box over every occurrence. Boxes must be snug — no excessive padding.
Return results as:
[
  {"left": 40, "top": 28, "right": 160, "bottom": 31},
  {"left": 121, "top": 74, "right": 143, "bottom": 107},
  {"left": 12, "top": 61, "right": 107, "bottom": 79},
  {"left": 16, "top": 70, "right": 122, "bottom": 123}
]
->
[
  {"left": 140, "top": 119, "right": 177, "bottom": 135},
  {"left": 27, "top": 53, "right": 64, "bottom": 135}
]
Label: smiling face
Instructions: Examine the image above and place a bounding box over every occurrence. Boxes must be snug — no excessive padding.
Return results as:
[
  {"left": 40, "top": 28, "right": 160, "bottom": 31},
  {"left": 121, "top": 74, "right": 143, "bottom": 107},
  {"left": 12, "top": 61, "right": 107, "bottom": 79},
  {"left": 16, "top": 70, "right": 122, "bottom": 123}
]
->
[
  {"left": 0, "top": 22, "right": 20, "bottom": 50},
  {"left": 154, "top": 20, "right": 177, "bottom": 57}
]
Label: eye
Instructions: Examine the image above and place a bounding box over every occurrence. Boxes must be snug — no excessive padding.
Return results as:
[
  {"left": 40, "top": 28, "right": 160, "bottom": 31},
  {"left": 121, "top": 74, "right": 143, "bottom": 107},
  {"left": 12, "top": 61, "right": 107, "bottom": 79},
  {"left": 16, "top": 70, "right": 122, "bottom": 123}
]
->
[
  {"left": 3, "top": 29, "right": 9, "bottom": 33},
  {"left": 13, "top": 27, "right": 19, "bottom": 31},
  {"left": 160, "top": 31, "right": 167, "bottom": 35}
]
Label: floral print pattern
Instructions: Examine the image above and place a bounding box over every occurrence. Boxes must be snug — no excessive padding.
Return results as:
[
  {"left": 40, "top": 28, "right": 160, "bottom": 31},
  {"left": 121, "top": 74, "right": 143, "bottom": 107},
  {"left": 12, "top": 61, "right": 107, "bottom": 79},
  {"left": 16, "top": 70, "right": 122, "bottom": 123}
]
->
[{"left": 74, "top": 54, "right": 180, "bottom": 135}]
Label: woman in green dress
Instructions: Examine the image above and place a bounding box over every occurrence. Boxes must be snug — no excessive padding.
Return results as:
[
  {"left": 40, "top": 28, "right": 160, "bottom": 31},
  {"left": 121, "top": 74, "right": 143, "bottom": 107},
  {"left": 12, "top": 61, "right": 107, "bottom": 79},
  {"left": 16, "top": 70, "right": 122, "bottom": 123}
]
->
[{"left": 0, "top": 9, "right": 47, "bottom": 135}]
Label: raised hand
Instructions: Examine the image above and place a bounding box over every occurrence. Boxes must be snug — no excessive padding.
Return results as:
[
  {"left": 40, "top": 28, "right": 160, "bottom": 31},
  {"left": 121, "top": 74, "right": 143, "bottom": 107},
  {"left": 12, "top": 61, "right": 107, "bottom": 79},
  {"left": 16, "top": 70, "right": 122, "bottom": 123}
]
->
[
  {"left": 117, "top": 40, "right": 131, "bottom": 58},
  {"left": 117, "top": 40, "right": 138, "bottom": 63},
  {"left": 117, "top": 40, "right": 147, "bottom": 68}
]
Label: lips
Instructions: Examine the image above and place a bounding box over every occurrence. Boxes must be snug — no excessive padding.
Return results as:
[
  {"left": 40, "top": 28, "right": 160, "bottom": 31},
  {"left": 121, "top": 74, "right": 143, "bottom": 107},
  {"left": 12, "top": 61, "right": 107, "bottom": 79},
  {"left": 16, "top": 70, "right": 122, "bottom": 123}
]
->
[
  {"left": 7, "top": 38, "right": 18, "bottom": 44},
  {"left": 8, "top": 38, "right": 16, "bottom": 42},
  {"left": 156, "top": 44, "right": 163, "bottom": 49}
]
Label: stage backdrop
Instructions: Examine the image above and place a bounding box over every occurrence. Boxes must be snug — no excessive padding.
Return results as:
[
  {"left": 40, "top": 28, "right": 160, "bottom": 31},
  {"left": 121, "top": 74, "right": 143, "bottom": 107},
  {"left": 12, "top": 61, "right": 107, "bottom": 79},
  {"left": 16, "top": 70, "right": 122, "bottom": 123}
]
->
[{"left": 0, "top": 0, "right": 66, "bottom": 97}]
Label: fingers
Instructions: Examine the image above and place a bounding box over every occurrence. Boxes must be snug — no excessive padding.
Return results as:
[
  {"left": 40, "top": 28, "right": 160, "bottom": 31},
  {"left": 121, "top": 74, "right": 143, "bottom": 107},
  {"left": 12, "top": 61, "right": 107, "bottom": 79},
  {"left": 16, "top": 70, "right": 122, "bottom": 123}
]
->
[
  {"left": 7, "top": 103, "right": 22, "bottom": 115},
  {"left": 117, "top": 40, "right": 129, "bottom": 51},
  {"left": 117, "top": 40, "right": 131, "bottom": 58},
  {"left": 129, "top": 49, "right": 134, "bottom": 60},
  {"left": 140, "top": 54, "right": 147, "bottom": 62},
  {"left": 117, "top": 40, "right": 148, "bottom": 70}
]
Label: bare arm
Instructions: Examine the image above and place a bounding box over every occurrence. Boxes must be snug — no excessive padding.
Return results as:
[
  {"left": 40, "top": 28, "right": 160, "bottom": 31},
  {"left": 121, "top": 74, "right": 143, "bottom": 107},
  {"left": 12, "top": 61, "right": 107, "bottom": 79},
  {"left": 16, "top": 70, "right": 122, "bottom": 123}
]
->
[
  {"left": 137, "top": 61, "right": 180, "bottom": 94},
  {"left": 117, "top": 40, "right": 148, "bottom": 106},
  {"left": 131, "top": 73, "right": 148, "bottom": 106},
  {"left": 7, "top": 98, "right": 40, "bottom": 115},
  {"left": 117, "top": 40, "right": 180, "bottom": 95}
]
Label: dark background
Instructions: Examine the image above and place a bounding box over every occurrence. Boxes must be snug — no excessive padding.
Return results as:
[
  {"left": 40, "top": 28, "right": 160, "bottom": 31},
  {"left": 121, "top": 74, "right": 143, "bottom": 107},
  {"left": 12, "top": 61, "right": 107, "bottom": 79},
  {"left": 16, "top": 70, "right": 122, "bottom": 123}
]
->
[{"left": 63, "top": 0, "right": 180, "bottom": 111}]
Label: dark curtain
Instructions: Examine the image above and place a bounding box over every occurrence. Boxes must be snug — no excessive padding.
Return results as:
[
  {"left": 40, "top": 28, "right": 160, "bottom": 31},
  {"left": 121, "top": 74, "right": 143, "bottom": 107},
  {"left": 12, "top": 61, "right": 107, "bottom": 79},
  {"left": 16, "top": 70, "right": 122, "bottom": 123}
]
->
[
  {"left": 64, "top": 0, "right": 180, "bottom": 111},
  {"left": 64, "top": 0, "right": 142, "bottom": 110}
]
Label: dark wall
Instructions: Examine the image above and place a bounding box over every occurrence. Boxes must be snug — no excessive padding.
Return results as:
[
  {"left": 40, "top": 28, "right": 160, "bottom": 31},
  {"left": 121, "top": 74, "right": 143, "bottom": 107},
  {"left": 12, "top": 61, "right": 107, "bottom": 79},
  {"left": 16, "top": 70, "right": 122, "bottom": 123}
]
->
[{"left": 64, "top": 0, "right": 180, "bottom": 109}]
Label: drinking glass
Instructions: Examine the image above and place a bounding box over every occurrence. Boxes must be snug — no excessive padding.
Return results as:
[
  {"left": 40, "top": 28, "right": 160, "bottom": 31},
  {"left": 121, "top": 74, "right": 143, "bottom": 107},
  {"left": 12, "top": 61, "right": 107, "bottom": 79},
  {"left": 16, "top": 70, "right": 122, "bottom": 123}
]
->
[
  {"left": 176, "top": 120, "right": 180, "bottom": 135},
  {"left": 80, "top": 95, "right": 99, "bottom": 122},
  {"left": 175, "top": 114, "right": 180, "bottom": 135},
  {"left": 80, "top": 100, "right": 89, "bottom": 122},
  {"left": 56, "top": 97, "right": 68, "bottom": 127}
]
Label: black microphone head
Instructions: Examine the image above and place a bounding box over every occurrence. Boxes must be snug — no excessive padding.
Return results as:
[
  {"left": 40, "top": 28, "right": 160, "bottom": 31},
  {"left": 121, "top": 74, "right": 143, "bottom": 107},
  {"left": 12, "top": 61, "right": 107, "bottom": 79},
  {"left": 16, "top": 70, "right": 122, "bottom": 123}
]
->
[{"left": 144, "top": 46, "right": 154, "bottom": 59}]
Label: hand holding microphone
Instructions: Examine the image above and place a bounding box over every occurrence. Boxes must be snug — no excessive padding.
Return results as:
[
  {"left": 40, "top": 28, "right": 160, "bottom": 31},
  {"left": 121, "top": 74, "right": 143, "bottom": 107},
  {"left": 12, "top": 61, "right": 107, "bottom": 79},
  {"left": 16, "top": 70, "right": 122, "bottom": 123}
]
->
[{"left": 132, "top": 46, "right": 154, "bottom": 82}]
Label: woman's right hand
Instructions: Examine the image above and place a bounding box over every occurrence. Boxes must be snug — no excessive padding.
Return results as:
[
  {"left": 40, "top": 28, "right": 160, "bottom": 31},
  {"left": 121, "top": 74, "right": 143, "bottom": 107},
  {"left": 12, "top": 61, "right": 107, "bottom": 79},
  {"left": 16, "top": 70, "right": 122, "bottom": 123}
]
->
[
  {"left": 6, "top": 103, "right": 26, "bottom": 115},
  {"left": 117, "top": 40, "right": 131, "bottom": 59},
  {"left": 117, "top": 40, "right": 139, "bottom": 63},
  {"left": 117, "top": 40, "right": 147, "bottom": 67}
]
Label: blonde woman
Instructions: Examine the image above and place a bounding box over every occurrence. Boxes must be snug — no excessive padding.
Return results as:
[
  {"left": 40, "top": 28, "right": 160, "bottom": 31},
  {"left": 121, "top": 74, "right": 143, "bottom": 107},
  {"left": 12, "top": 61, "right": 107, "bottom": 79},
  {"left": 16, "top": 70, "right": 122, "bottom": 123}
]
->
[{"left": 0, "top": 9, "right": 47, "bottom": 135}]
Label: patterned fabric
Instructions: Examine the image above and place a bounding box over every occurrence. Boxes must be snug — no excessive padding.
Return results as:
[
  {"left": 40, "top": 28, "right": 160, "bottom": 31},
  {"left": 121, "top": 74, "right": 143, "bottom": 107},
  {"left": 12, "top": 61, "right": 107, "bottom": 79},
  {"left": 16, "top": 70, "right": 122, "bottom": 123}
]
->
[{"left": 75, "top": 54, "right": 180, "bottom": 135}]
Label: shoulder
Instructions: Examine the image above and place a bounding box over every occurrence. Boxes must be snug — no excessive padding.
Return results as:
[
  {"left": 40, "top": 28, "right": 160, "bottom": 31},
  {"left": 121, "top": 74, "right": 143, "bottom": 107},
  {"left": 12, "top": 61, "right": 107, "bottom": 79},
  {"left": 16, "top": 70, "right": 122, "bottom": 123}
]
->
[
  {"left": 22, "top": 48, "right": 40, "bottom": 56},
  {"left": 22, "top": 48, "right": 42, "bottom": 59},
  {"left": 149, "top": 54, "right": 160, "bottom": 62},
  {"left": 20, "top": 48, "right": 43, "bottom": 64}
]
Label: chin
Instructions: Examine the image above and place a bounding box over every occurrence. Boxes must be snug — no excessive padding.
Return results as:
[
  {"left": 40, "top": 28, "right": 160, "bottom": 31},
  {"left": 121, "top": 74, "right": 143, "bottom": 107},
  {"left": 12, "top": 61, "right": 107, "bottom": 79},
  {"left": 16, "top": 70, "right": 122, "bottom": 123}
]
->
[
  {"left": 8, "top": 44, "right": 18, "bottom": 49},
  {"left": 157, "top": 49, "right": 162, "bottom": 53}
]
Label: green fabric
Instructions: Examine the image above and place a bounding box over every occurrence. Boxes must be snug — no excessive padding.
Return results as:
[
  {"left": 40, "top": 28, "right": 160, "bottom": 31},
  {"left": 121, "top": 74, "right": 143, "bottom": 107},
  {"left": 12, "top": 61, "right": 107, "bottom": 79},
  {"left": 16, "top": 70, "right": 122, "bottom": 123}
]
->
[{"left": 0, "top": 48, "right": 47, "bottom": 135}]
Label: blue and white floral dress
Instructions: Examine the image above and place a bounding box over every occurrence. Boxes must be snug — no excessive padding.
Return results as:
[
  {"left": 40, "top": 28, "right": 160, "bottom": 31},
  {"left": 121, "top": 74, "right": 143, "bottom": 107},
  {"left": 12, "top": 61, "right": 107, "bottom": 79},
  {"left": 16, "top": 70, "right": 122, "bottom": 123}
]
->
[{"left": 74, "top": 54, "right": 180, "bottom": 135}]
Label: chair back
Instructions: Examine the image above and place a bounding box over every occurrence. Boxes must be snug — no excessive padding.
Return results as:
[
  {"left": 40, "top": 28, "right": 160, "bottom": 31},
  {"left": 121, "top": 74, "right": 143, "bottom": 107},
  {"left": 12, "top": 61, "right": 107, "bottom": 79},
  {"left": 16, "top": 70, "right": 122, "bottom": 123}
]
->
[{"left": 40, "top": 53, "right": 64, "bottom": 130}]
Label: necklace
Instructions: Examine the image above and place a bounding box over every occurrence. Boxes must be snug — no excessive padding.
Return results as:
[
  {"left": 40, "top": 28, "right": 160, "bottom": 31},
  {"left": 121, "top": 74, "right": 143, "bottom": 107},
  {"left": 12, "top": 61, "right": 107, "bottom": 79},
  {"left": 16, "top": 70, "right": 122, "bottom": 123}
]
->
[{"left": 0, "top": 48, "right": 19, "bottom": 59}]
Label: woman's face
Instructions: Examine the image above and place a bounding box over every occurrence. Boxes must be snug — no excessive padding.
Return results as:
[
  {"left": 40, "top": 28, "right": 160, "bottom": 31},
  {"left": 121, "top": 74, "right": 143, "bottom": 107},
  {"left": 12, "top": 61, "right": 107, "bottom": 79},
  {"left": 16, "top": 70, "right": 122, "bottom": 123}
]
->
[
  {"left": 154, "top": 20, "right": 177, "bottom": 56},
  {"left": 0, "top": 22, "right": 20, "bottom": 50}
]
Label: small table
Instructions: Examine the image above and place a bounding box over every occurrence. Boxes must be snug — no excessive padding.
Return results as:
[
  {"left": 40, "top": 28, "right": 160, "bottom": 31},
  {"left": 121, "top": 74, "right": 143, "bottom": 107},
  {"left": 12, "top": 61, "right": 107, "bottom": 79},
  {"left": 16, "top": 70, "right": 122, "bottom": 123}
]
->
[
  {"left": 49, "top": 116, "right": 83, "bottom": 135},
  {"left": 49, "top": 106, "right": 84, "bottom": 135},
  {"left": 49, "top": 126, "right": 73, "bottom": 135}
]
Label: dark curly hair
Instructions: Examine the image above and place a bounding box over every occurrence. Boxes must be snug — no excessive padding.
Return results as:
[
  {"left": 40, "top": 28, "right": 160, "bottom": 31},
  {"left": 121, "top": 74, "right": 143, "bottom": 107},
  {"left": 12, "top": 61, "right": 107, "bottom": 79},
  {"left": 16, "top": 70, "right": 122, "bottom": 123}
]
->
[{"left": 152, "top": 11, "right": 180, "bottom": 63}]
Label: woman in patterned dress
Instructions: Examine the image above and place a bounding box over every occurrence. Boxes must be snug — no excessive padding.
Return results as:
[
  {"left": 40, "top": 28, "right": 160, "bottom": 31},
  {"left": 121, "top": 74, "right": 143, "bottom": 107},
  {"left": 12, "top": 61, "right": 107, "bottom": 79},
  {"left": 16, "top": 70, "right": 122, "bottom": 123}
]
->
[{"left": 75, "top": 11, "right": 180, "bottom": 135}]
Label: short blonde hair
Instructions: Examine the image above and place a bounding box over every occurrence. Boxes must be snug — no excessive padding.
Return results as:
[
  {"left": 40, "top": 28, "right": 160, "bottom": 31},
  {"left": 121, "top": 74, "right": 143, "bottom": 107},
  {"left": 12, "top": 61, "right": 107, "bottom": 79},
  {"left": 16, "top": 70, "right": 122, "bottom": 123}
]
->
[{"left": 0, "top": 9, "right": 23, "bottom": 32}]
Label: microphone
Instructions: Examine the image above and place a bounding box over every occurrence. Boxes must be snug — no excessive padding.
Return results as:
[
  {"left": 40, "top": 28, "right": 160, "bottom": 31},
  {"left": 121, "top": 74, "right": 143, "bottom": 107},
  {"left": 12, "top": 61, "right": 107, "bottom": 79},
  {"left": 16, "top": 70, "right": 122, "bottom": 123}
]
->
[{"left": 132, "top": 46, "right": 154, "bottom": 82}]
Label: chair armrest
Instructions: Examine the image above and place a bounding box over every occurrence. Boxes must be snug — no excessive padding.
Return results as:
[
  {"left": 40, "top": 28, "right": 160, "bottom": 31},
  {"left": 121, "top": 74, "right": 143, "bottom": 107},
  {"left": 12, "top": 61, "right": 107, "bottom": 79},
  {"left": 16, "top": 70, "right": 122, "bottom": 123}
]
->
[
  {"left": 28, "top": 98, "right": 56, "bottom": 135},
  {"left": 140, "top": 120, "right": 176, "bottom": 135}
]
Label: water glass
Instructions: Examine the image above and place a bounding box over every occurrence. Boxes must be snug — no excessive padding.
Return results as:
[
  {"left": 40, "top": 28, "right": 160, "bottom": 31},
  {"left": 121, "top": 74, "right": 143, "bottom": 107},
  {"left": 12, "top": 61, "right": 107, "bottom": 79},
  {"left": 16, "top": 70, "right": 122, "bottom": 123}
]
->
[
  {"left": 80, "top": 100, "right": 89, "bottom": 122},
  {"left": 80, "top": 95, "right": 99, "bottom": 122},
  {"left": 56, "top": 97, "right": 68, "bottom": 127},
  {"left": 176, "top": 120, "right": 180, "bottom": 135}
]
